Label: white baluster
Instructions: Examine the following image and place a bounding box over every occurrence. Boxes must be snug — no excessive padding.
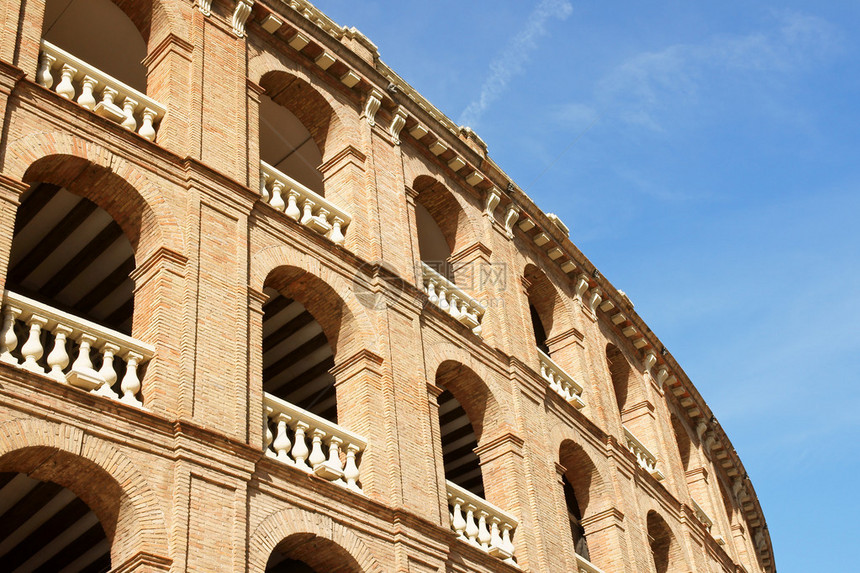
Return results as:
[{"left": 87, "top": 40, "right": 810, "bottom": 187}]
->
[
  {"left": 308, "top": 428, "right": 327, "bottom": 468},
  {"left": 138, "top": 107, "right": 157, "bottom": 141},
  {"left": 46, "top": 324, "right": 72, "bottom": 383},
  {"left": 451, "top": 498, "right": 467, "bottom": 538},
  {"left": 344, "top": 443, "right": 361, "bottom": 491},
  {"left": 20, "top": 315, "right": 48, "bottom": 373},
  {"left": 269, "top": 180, "right": 285, "bottom": 211},
  {"left": 121, "top": 97, "right": 138, "bottom": 131},
  {"left": 0, "top": 306, "right": 22, "bottom": 365},
  {"left": 437, "top": 287, "right": 449, "bottom": 311},
  {"left": 272, "top": 413, "right": 292, "bottom": 463},
  {"left": 95, "top": 342, "right": 120, "bottom": 399},
  {"left": 292, "top": 421, "right": 310, "bottom": 471},
  {"left": 490, "top": 518, "right": 504, "bottom": 553},
  {"left": 56, "top": 64, "right": 77, "bottom": 100},
  {"left": 330, "top": 217, "right": 345, "bottom": 245},
  {"left": 316, "top": 207, "right": 330, "bottom": 231},
  {"left": 326, "top": 436, "right": 343, "bottom": 472},
  {"left": 464, "top": 504, "right": 480, "bottom": 544},
  {"left": 37, "top": 53, "right": 56, "bottom": 88},
  {"left": 265, "top": 407, "right": 274, "bottom": 455},
  {"left": 285, "top": 190, "right": 301, "bottom": 220},
  {"left": 300, "top": 198, "right": 315, "bottom": 225},
  {"left": 478, "top": 511, "right": 492, "bottom": 550},
  {"left": 120, "top": 351, "right": 143, "bottom": 407},
  {"left": 68, "top": 333, "right": 102, "bottom": 390},
  {"left": 426, "top": 280, "right": 438, "bottom": 304},
  {"left": 448, "top": 294, "right": 461, "bottom": 319},
  {"left": 77, "top": 75, "right": 97, "bottom": 109},
  {"left": 259, "top": 172, "right": 270, "bottom": 203},
  {"left": 501, "top": 523, "right": 515, "bottom": 558}
]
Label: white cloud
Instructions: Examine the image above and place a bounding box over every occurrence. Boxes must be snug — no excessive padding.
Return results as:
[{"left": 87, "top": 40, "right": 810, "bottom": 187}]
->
[
  {"left": 459, "top": 0, "right": 573, "bottom": 128},
  {"left": 594, "top": 11, "right": 841, "bottom": 131}
]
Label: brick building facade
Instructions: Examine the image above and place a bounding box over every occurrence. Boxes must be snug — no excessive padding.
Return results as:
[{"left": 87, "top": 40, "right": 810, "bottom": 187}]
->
[{"left": 0, "top": 0, "right": 774, "bottom": 571}]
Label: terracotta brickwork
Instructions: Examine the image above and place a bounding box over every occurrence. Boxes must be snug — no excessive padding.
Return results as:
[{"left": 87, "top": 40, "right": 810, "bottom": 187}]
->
[{"left": 0, "top": 1, "right": 774, "bottom": 572}]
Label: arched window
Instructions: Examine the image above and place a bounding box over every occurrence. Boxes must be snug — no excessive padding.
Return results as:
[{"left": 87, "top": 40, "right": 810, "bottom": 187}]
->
[
  {"left": 0, "top": 471, "right": 110, "bottom": 571},
  {"left": 562, "top": 475, "right": 590, "bottom": 560},
  {"left": 265, "top": 534, "right": 364, "bottom": 573},
  {"left": 647, "top": 511, "right": 683, "bottom": 573},
  {"left": 558, "top": 440, "right": 609, "bottom": 569},
  {"left": 0, "top": 157, "right": 156, "bottom": 407},
  {"left": 606, "top": 343, "right": 632, "bottom": 417},
  {"left": 670, "top": 413, "right": 691, "bottom": 473},
  {"left": 42, "top": 0, "right": 148, "bottom": 92}
]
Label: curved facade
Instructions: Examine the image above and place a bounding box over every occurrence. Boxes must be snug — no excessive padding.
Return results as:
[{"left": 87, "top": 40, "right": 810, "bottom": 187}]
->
[{"left": 0, "top": 0, "right": 774, "bottom": 571}]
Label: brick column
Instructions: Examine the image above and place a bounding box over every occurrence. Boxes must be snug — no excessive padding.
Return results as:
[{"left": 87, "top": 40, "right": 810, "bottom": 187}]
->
[
  {"left": 246, "top": 287, "right": 268, "bottom": 448},
  {"left": 142, "top": 33, "right": 193, "bottom": 159},
  {"left": 330, "top": 348, "right": 388, "bottom": 503},
  {"left": 129, "top": 247, "right": 188, "bottom": 417},
  {"left": 109, "top": 551, "right": 172, "bottom": 573},
  {"left": 0, "top": 0, "right": 44, "bottom": 76},
  {"left": 319, "top": 144, "right": 372, "bottom": 260},
  {"left": 0, "top": 175, "right": 25, "bottom": 291}
]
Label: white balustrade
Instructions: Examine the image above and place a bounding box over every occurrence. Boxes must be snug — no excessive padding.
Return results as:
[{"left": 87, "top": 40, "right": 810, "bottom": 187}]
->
[
  {"left": 446, "top": 480, "right": 517, "bottom": 564},
  {"left": 421, "top": 262, "right": 485, "bottom": 336},
  {"left": 538, "top": 349, "right": 586, "bottom": 409},
  {"left": 37, "top": 40, "right": 166, "bottom": 142},
  {"left": 1, "top": 291, "right": 154, "bottom": 408},
  {"left": 622, "top": 426, "right": 665, "bottom": 481},
  {"left": 264, "top": 392, "right": 367, "bottom": 493},
  {"left": 259, "top": 161, "right": 352, "bottom": 246},
  {"left": 691, "top": 499, "right": 713, "bottom": 531},
  {"left": 576, "top": 554, "right": 606, "bottom": 573}
]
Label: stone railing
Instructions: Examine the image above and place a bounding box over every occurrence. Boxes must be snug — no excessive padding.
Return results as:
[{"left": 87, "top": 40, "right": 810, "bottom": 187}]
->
[
  {"left": 259, "top": 161, "right": 352, "bottom": 246},
  {"left": 37, "top": 40, "right": 166, "bottom": 141},
  {"left": 421, "top": 262, "right": 485, "bottom": 336},
  {"left": 446, "top": 480, "right": 517, "bottom": 564},
  {"left": 0, "top": 291, "right": 154, "bottom": 408},
  {"left": 538, "top": 349, "right": 585, "bottom": 409},
  {"left": 264, "top": 392, "right": 367, "bottom": 493},
  {"left": 576, "top": 554, "right": 606, "bottom": 573},
  {"left": 623, "top": 426, "right": 665, "bottom": 481}
]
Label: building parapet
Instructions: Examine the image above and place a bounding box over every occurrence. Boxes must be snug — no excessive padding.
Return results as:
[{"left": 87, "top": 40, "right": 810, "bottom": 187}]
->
[{"left": 446, "top": 480, "right": 517, "bottom": 565}]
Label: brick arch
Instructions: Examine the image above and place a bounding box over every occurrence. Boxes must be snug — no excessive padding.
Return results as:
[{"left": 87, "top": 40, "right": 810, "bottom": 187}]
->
[
  {"left": 248, "top": 50, "right": 353, "bottom": 164},
  {"left": 523, "top": 262, "right": 576, "bottom": 344},
  {"left": 547, "top": 424, "right": 612, "bottom": 515},
  {"left": 248, "top": 507, "right": 382, "bottom": 573},
  {"left": 0, "top": 417, "right": 170, "bottom": 566},
  {"left": 2, "top": 132, "right": 184, "bottom": 258},
  {"left": 250, "top": 245, "right": 381, "bottom": 359},
  {"left": 412, "top": 174, "right": 479, "bottom": 258},
  {"left": 645, "top": 509, "right": 687, "bottom": 573},
  {"left": 423, "top": 342, "right": 512, "bottom": 437}
]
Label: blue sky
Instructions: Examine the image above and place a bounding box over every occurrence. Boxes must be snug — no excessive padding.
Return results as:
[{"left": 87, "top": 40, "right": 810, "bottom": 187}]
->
[{"left": 314, "top": 1, "right": 859, "bottom": 569}]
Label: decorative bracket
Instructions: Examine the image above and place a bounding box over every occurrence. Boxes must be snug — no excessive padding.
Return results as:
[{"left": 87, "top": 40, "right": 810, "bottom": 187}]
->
[
  {"left": 503, "top": 205, "right": 519, "bottom": 238},
  {"left": 484, "top": 187, "right": 501, "bottom": 216},
  {"left": 363, "top": 89, "right": 383, "bottom": 126},
  {"left": 389, "top": 106, "right": 407, "bottom": 144},
  {"left": 232, "top": 0, "right": 254, "bottom": 36},
  {"left": 197, "top": 0, "right": 212, "bottom": 15},
  {"left": 574, "top": 273, "right": 589, "bottom": 301},
  {"left": 587, "top": 288, "right": 603, "bottom": 314},
  {"left": 643, "top": 351, "right": 657, "bottom": 376}
]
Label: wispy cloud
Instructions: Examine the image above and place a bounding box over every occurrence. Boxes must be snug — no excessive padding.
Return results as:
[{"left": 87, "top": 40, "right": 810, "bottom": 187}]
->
[
  {"left": 595, "top": 11, "right": 842, "bottom": 131},
  {"left": 459, "top": 0, "right": 572, "bottom": 128}
]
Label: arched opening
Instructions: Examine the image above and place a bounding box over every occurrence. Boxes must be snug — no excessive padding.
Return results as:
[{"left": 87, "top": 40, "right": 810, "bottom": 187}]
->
[
  {"left": 259, "top": 72, "right": 333, "bottom": 195},
  {"left": 435, "top": 361, "right": 492, "bottom": 498},
  {"left": 647, "top": 511, "right": 682, "bottom": 573},
  {"left": 8, "top": 184, "right": 135, "bottom": 335},
  {"left": 559, "top": 440, "right": 605, "bottom": 566},
  {"left": 606, "top": 343, "right": 631, "bottom": 416},
  {"left": 42, "top": 0, "right": 149, "bottom": 92},
  {"left": 1, "top": 157, "right": 154, "bottom": 405},
  {"left": 670, "top": 414, "right": 691, "bottom": 472},
  {"left": 524, "top": 265, "right": 563, "bottom": 353},
  {"left": 0, "top": 471, "right": 110, "bottom": 572},
  {"left": 414, "top": 176, "right": 470, "bottom": 282},
  {"left": 530, "top": 303, "right": 549, "bottom": 353},
  {"left": 263, "top": 267, "right": 346, "bottom": 423},
  {"left": 265, "top": 534, "right": 363, "bottom": 573}
]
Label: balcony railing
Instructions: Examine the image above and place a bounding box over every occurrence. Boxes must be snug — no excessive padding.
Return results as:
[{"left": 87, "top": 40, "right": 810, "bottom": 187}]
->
[
  {"left": 0, "top": 291, "right": 154, "bottom": 408},
  {"left": 264, "top": 392, "right": 367, "bottom": 493},
  {"left": 538, "top": 349, "right": 585, "bottom": 409},
  {"left": 37, "top": 40, "right": 166, "bottom": 142},
  {"left": 421, "top": 262, "right": 484, "bottom": 336},
  {"left": 446, "top": 480, "right": 517, "bottom": 564},
  {"left": 259, "top": 161, "right": 352, "bottom": 246},
  {"left": 691, "top": 499, "right": 713, "bottom": 531},
  {"left": 575, "top": 554, "right": 606, "bottom": 573},
  {"left": 622, "top": 425, "right": 665, "bottom": 481}
]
